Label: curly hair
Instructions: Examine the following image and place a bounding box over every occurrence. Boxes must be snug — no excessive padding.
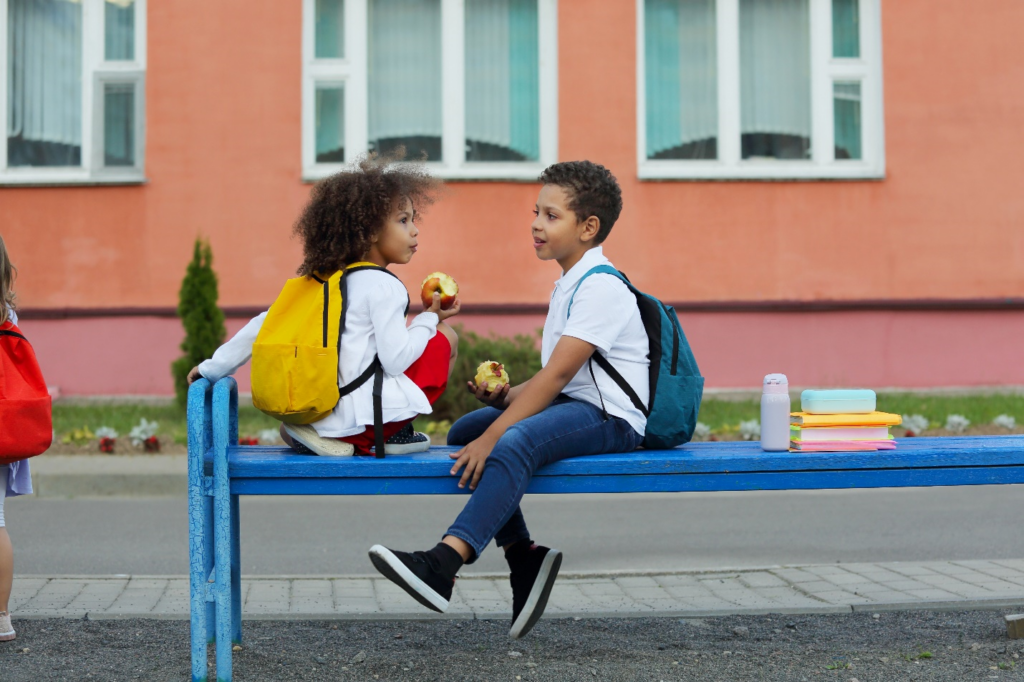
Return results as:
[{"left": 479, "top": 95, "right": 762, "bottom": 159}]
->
[
  {"left": 538, "top": 161, "right": 623, "bottom": 243},
  {"left": 293, "top": 150, "right": 443, "bottom": 276},
  {"left": 0, "top": 234, "right": 16, "bottom": 326}
]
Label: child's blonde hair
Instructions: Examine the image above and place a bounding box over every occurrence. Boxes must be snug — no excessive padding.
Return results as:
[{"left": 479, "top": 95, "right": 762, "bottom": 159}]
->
[{"left": 0, "top": 234, "right": 16, "bottom": 326}]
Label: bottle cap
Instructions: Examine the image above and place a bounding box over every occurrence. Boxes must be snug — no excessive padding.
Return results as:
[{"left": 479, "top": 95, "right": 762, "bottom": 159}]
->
[{"left": 762, "top": 373, "right": 789, "bottom": 394}]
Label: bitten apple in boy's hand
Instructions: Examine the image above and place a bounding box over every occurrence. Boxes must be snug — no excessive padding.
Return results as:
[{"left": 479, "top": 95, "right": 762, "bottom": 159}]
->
[
  {"left": 474, "top": 361, "right": 510, "bottom": 393},
  {"left": 421, "top": 272, "right": 459, "bottom": 310}
]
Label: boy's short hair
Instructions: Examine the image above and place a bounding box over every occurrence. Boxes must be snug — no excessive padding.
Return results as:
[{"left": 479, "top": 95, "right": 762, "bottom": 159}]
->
[
  {"left": 293, "top": 150, "right": 442, "bottom": 276},
  {"left": 538, "top": 161, "right": 623, "bottom": 243}
]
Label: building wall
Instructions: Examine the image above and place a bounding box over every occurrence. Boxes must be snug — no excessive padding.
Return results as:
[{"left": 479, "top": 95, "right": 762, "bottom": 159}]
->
[{"left": 5, "top": 0, "right": 1024, "bottom": 395}]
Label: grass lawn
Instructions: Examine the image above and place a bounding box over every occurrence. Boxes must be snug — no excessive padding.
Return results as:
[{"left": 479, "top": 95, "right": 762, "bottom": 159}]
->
[{"left": 52, "top": 392, "right": 1024, "bottom": 448}]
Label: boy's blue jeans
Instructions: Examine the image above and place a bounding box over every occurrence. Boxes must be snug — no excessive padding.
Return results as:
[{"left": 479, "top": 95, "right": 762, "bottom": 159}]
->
[{"left": 445, "top": 396, "right": 642, "bottom": 562}]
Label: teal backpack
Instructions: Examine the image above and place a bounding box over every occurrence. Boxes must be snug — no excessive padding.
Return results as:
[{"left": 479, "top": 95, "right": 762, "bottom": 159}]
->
[{"left": 569, "top": 265, "right": 704, "bottom": 449}]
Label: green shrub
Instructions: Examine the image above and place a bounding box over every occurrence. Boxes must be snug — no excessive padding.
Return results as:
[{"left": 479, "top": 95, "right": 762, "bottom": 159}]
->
[
  {"left": 171, "top": 239, "right": 226, "bottom": 408},
  {"left": 429, "top": 325, "right": 542, "bottom": 422}
]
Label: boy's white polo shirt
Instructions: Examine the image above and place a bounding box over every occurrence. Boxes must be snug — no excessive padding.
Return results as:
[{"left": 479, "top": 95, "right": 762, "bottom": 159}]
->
[{"left": 542, "top": 246, "right": 650, "bottom": 436}]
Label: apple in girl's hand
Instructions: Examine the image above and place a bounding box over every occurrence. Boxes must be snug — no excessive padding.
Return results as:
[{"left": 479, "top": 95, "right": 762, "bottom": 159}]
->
[
  {"left": 421, "top": 272, "right": 459, "bottom": 310},
  {"left": 474, "top": 361, "right": 510, "bottom": 393}
]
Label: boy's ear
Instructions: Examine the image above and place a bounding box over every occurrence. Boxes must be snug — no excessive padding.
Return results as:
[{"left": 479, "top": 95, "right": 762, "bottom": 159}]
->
[{"left": 579, "top": 215, "right": 601, "bottom": 243}]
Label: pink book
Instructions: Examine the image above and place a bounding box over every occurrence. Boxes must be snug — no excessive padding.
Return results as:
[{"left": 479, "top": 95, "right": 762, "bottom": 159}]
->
[{"left": 789, "top": 440, "right": 897, "bottom": 452}]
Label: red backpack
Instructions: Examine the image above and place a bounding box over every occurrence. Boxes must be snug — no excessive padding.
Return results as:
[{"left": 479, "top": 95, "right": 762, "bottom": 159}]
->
[{"left": 0, "top": 320, "right": 52, "bottom": 464}]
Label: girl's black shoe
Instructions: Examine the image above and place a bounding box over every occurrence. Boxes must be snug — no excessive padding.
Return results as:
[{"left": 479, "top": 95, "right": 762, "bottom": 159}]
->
[
  {"left": 383, "top": 423, "right": 430, "bottom": 454},
  {"left": 368, "top": 545, "right": 453, "bottom": 612},
  {"left": 508, "top": 544, "right": 562, "bottom": 639}
]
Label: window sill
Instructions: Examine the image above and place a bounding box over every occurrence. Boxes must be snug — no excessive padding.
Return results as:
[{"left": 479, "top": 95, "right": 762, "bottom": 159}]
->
[
  {"left": 303, "top": 162, "right": 546, "bottom": 184},
  {"left": 0, "top": 169, "right": 147, "bottom": 187},
  {"left": 638, "top": 160, "right": 885, "bottom": 182}
]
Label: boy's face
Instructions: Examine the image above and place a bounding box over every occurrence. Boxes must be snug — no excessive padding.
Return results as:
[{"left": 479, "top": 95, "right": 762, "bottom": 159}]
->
[
  {"left": 532, "top": 184, "right": 596, "bottom": 269},
  {"left": 373, "top": 197, "right": 419, "bottom": 266}
]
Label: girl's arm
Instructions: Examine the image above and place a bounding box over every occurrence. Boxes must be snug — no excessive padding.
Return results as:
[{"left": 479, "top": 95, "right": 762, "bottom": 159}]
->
[
  {"left": 190, "top": 311, "right": 267, "bottom": 384},
  {"left": 368, "top": 287, "right": 439, "bottom": 376},
  {"left": 450, "top": 335, "right": 595, "bottom": 489}
]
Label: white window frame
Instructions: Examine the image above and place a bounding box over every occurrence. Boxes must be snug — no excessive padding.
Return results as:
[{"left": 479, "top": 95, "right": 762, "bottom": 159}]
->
[
  {"left": 636, "top": 0, "right": 884, "bottom": 180},
  {"left": 0, "top": 0, "right": 146, "bottom": 186},
  {"left": 302, "top": 0, "right": 558, "bottom": 182}
]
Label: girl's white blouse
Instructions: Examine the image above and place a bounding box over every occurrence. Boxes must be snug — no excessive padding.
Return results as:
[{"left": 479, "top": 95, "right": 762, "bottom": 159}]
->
[{"left": 198, "top": 269, "right": 439, "bottom": 437}]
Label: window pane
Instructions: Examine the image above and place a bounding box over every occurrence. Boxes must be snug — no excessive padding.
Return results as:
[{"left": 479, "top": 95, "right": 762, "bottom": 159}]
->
[
  {"left": 7, "top": 0, "right": 83, "bottom": 167},
  {"left": 315, "top": 86, "right": 345, "bottom": 163},
  {"left": 739, "top": 0, "right": 810, "bottom": 160},
  {"left": 103, "top": 83, "right": 135, "bottom": 167},
  {"left": 315, "top": 0, "right": 345, "bottom": 59},
  {"left": 645, "top": 0, "right": 718, "bottom": 160},
  {"left": 368, "top": 0, "right": 442, "bottom": 161},
  {"left": 833, "top": 82, "right": 861, "bottom": 160},
  {"left": 465, "top": 0, "right": 539, "bottom": 162},
  {"left": 105, "top": 0, "right": 135, "bottom": 61},
  {"left": 832, "top": 0, "right": 859, "bottom": 58}
]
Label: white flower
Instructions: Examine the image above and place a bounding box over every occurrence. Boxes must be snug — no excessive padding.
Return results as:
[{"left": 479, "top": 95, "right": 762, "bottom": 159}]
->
[
  {"left": 258, "top": 428, "right": 281, "bottom": 445},
  {"left": 739, "top": 420, "right": 761, "bottom": 441},
  {"left": 944, "top": 414, "right": 970, "bottom": 434},
  {"left": 693, "top": 422, "right": 711, "bottom": 441},
  {"left": 902, "top": 414, "right": 929, "bottom": 435},
  {"left": 993, "top": 414, "right": 1016, "bottom": 430},
  {"left": 129, "top": 418, "right": 159, "bottom": 446},
  {"left": 95, "top": 426, "right": 118, "bottom": 439}
]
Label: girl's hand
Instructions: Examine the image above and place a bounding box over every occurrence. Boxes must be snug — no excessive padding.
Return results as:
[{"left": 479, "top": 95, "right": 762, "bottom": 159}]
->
[
  {"left": 466, "top": 380, "right": 510, "bottom": 409},
  {"left": 427, "top": 292, "right": 462, "bottom": 322},
  {"left": 449, "top": 433, "right": 498, "bottom": 490},
  {"left": 186, "top": 366, "right": 203, "bottom": 385}
]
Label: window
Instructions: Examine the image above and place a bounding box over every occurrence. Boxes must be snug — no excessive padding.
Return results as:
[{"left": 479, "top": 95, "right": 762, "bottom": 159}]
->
[
  {"left": 638, "top": 0, "right": 882, "bottom": 179},
  {"left": 0, "top": 0, "right": 146, "bottom": 184},
  {"left": 302, "top": 0, "right": 557, "bottom": 181}
]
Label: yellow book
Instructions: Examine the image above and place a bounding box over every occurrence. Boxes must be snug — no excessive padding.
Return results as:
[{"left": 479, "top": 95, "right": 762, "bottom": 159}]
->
[{"left": 789, "top": 411, "right": 902, "bottom": 427}]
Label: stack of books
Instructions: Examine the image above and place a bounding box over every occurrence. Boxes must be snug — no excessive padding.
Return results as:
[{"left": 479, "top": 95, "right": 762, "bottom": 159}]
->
[{"left": 789, "top": 390, "right": 901, "bottom": 452}]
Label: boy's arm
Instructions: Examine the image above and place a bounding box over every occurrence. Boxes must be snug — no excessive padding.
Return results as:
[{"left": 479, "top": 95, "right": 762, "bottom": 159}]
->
[{"left": 450, "top": 336, "right": 595, "bottom": 490}]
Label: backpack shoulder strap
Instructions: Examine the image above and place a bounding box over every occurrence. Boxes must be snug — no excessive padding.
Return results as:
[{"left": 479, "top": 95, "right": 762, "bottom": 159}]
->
[{"left": 567, "top": 265, "right": 627, "bottom": 318}]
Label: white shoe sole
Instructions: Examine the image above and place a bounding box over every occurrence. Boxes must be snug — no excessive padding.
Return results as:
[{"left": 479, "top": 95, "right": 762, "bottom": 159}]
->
[
  {"left": 383, "top": 434, "right": 431, "bottom": 455},
  {"left": 368, "top": 545, "right": 449, "bottom": 613},
  {"left": 509, "top": 548, "right": 562, "bottom": 639},
  {"left": 284, "top": 424, "right": 355, "bottom": 457}
]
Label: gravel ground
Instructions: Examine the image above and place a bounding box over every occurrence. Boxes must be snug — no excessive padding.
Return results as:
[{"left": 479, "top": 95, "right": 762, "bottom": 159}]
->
[{"left": 2, "top": 610, "right": 1023, "bottom": 681}]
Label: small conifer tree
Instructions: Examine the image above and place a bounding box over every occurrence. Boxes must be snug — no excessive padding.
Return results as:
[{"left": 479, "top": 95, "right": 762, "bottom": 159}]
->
[{"left": 171, "top": 238, "right": 226, "bottom": 408}]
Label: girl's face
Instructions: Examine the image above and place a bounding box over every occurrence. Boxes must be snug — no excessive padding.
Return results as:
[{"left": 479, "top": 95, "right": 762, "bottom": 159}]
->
[{"left": 367, "top": 197, "right": 419, "bottom": 267}]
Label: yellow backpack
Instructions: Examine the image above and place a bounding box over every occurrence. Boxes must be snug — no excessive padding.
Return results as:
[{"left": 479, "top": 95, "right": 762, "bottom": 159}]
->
[{"left": 250, "top": 263, "right": 408, "bottom": 449}]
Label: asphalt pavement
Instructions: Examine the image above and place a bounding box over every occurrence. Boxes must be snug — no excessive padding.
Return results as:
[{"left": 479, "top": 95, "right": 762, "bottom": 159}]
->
[{"left": 6, "top": 485, "right": 1024, "bottom": 576}]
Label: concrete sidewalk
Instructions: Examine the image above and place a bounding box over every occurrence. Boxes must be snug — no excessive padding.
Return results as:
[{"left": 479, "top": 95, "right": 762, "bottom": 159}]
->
[
  {"left": 11, "top": 559, "right": 1024, "bottom": 621},
  {"left": 29, "top": 455, "right": 188, "bottom": 497}
]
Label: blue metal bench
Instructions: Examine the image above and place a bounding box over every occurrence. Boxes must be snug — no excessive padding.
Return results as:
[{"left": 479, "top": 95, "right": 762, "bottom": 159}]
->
[{"left": 186, "top": 376, "right": 1024, "bottom": 681}]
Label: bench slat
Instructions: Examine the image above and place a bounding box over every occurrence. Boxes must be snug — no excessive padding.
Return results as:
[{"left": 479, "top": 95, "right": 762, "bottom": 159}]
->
[
  {"left": 213, "top": 435, "right": 1024, "bottom": 480},
  {"left": 228, "top": 464, "right": 1024, "bottom": 495}
]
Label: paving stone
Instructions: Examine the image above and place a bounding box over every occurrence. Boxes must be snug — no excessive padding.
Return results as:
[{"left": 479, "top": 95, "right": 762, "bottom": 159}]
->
[
  {"left": 884, "top": 564, "right": 938, "bottom": 577},
  {"left": 614, "top": 576, "right": 660, "bottom": 588},
  {"left": 653, "top": 574, "right": 700, "bottom": 587},
  {"left": 821, "top": 573, "right": 873, "bottom": 586},
  {"left": 739, "top": 573, "right": 788, "bottom": 588},
  {"left": 902, "top": 588, "right": 961, "bottom": 601},
  {"left": 771, "top": 569, "right": 819, "bottom": 583}
]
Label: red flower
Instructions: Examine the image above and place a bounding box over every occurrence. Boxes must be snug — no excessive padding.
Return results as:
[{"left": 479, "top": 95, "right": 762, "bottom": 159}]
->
[
  {"left": 238, "top": 437, "right": 259, "bottom": 446},
  {"left": 143, "top": 436, "right": 161, "bottom": 453},
  {"left": 99, "top": 437, "right": 116, "bottom": 453}
]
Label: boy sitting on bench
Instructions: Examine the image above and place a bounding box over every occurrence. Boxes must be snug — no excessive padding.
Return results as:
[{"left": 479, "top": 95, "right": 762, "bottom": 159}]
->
[{"left": 369, "top": 161, "right": 650, "bottom": 639}]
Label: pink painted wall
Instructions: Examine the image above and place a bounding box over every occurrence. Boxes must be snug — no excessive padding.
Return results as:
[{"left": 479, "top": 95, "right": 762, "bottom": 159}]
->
[{"left": 22, "top": 310, "right": 1024, "bottom": 396}]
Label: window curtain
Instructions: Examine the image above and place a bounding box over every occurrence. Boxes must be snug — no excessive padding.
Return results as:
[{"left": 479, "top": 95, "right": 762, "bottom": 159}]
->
[
  {"left": 315, "top": 86, "right": 345, "bottom": 162},
  {"left": 644, "top": 0, "right": 717, "bottom": 159},
  {"left": 464, "top": 0, "right": 539, "bottom": 161},
  {"left": 7, "top": 0, "right": 82, "bottom": 166},
  {"left": 104, "top": 0, "right": 135, "bottom": 61},
  {"left": 831, "top": 0, "right": 859, "bottom": 58},
  {"left": 103, "top": 83, "right": 134, "bottom": 166},
  {"left": 315, "top": 0, "right": 344, "bottom": 59},
  {"left": 739, "top": 0, "right": 810, "bottom": 147},
  {"left": 368, "top": 0, "right": 441, "bottom": 152},
  {"left": 833, "top": 82, "right": 861, "bottom": 159}
]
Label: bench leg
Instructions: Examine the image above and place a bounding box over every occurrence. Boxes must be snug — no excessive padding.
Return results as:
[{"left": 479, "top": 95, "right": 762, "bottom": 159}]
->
[
  {"left": 204, "top": 495, "right": 216, "bottom": 642},
  {"left": 215, "top": 486, "right": 233, "bottom": 681},
  {"left": 230, "top": 493, "right": 242, "bottom": 644},
  {"left": 189, "top": 484, "right": 210, "bottom": 681}
]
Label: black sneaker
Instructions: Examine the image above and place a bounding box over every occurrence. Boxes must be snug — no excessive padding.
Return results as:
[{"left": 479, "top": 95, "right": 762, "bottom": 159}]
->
[
  {"left": 368, "top": 545, "right": 453, "bottom": 612},
  {"left": 382, "top": 424, "right": 430, "bottom": 454},
  {"left": 508, "top": 544, "right": 562, "bottom": 639}
]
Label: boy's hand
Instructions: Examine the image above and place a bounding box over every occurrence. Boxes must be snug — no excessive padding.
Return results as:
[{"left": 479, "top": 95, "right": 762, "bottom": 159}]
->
[
  {"left": 186, "top": 366, "right": 203, "bottom": 385},
  {"left": 466, "top": 380, "right": 510, "bottom": 409},
  {"left": 450, "top": 433, "right": 498, "bottom": 490},
  {"left": 427, "top": 292, "right": 461, "bottom": 322}
]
